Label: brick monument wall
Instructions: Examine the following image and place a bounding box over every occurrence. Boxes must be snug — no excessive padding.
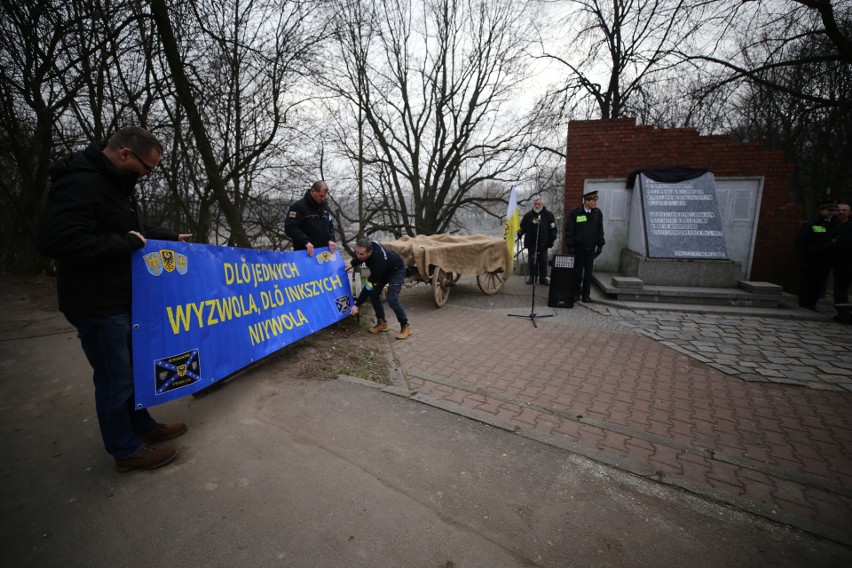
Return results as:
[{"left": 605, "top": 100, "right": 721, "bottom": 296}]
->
[{"left": 564, "top": 118, "right": 801, "bottom": 290}]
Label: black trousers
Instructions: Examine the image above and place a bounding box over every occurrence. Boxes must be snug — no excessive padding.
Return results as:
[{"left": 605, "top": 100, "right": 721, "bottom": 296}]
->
[
  {"left": 574, "top": 248, "right": 595, "bottom": 298},
  {"left": 527, "top": 247, "right": 549, "bottom": 281},
  {"left": 798, "top": 260, "right": 832, "bottom": 309},
  {"left": 834, "top": 265, "right": 851, "bottom": 313}
]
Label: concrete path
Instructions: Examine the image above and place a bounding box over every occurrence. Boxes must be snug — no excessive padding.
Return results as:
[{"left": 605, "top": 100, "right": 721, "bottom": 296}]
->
[{"left": 1, "top": 274, "right": 851, "bottom": 567}]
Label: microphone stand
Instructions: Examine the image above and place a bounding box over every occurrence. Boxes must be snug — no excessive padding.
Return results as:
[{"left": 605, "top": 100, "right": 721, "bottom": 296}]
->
[{"left": 509, "top": 213, "right": 552, "bottom": 328}]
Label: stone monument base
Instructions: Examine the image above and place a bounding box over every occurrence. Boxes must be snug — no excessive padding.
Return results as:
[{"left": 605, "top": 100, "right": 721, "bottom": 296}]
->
[
  {"left": 618, "top": 249, "right": 741, "bottom": 288},
  {"left": 590, "top": 249, "right": 783, "bottom": 308}
]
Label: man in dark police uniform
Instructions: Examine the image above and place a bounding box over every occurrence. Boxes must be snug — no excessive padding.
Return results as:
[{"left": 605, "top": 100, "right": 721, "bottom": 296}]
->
[
  {"left": 37, "top": 126, "right": 191, "bottom": 472},
  {"left": 795, "top": 199, "right": 838, "bottom": 311},
  {"left": 346, "top": 238, "right": 412, "bottom": 340},
  {"left": 285, "top": 180, "right": 338, "bottom": 257},
  {"left": 564, "top": 190, "right": 605, "bottom": 303}
]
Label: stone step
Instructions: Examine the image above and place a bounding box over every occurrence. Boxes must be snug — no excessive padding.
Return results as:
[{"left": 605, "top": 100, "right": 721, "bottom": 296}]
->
[{"left": 594, "top": 272, "right": 784, "bottom": 307}]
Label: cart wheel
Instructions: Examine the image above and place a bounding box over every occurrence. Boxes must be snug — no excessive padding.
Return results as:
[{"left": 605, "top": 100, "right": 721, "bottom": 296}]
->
[
  {"left": 431, "top": 266, "right": 453, "bottom": 307},
  {"left": 477, "top": 268, "right": 508, "bottom": 295}
]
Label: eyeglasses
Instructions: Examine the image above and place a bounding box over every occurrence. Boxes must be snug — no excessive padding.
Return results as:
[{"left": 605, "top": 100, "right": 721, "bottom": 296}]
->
[{"left": 122, "top": 147, "right": 157, "bottom": 175}]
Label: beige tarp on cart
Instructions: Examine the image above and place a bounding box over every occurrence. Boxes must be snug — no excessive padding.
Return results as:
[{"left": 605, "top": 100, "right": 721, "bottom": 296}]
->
[{"left": 381, "top": 234, "right": 512, "bottom": 282}]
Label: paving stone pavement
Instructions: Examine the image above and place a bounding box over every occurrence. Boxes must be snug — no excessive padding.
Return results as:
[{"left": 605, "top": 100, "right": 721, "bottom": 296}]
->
[
  {"left": 374, "top": 275, "right": 852, "bottom": 547},
  {"left": 587, "top": 305, "right": 852, "bottom": 392}
]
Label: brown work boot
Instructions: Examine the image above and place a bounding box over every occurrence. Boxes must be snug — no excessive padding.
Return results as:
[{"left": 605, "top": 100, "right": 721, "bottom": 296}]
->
[
  {"left": 396, "top": 325, "right": 412, "bottom": 340},
  {"left": 369, "top": 319, "right": 388, "bottom": 333},
  {"left": 139, "top": 422, "right": 187, "bottom": 445},
  {"left": 115, "top": 445, "right": 177, "bottom": 472}
]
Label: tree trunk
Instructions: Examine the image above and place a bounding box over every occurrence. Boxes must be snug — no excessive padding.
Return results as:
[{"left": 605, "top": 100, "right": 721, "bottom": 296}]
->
[{"left": 148, "top": 0, "right": 251, "bottom": 248}]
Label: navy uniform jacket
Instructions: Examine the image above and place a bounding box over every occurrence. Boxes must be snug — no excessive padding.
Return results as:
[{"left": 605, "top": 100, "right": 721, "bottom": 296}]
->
[
  {"left": 795, "top": 214, "right": 836, "bottom": 264},
  {"left": 564, "top": 205, "right": 605, "bottom": 251},
  {"left": 284, "top": 189, "right": 336, "bottom": 250}
]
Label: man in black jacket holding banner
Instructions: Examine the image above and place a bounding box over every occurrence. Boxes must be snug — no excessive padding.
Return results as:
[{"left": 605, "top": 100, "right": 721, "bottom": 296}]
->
[
  {"left": 285, "top": 180, "right": 338, "bottom": 257},
  {"left": 37, "top": 126, "right": 191, "bottom": 473}
]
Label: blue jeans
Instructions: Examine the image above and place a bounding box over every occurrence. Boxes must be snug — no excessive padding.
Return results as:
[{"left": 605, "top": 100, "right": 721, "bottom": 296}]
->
[
  {"left": 369, "top": 265, "right": 408, "bottom": 328},
  {"left": 67, "top": 313, "right": 157, "bottom": 459}
]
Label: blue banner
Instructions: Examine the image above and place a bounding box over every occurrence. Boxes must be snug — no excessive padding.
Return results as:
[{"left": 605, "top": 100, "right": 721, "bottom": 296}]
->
[{"left": 131, "top": 241, "right": 352, "bottom": 408}]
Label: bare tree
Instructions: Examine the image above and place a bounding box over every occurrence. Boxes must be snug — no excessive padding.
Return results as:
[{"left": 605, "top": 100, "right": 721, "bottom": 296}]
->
[
  {"left": 147, "top": 0, "right": 324, "bottom": 247},
  {"left": 680, "top": 1, "right": 851, "bottom": 108},
  {"left": 0, "top": 0, "right": 328, "bottom": 274},
  {"left": 321, "top": 0, "right": 537, "bottom": 238},
  {"left": 681, "top": 0, "right": 852, "bottom": 211},
  {"left": 731, "top": 36, "right": 851, "bottom": 210},
  {"left": 0, "top": 0, "right": 131, "bottom": 273},
  {"left": 522, "top": 0, "right": 707, "bottom": 190},
  {"left": 533, "top": 0, "right": 705, "bottom": 121}
]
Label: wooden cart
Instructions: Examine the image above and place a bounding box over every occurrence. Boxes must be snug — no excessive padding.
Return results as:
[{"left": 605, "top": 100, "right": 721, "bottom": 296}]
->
[{"left": 381, "top": 234, "right": 511, "bottom": 307}]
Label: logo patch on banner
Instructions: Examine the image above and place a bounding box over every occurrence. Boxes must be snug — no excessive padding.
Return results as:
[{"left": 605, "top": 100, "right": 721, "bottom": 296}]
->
[
  {"left": 154, "top": 349, "right": 201, "bottom": 394},
  {"left": 160, "top": 249, "right": 176, "bottom": 272},
  {"left": 316, "top": 250, "right": 336, "bottom": 263},
  {"left": 144, "top": 252, "right": 164, "bottom": 276},
  {"left": 335, "top": 295, "right": 351, "bottom": 314},
  {"left": 144, "top": 250, "right": 188, "bottom": 276},
  {"left": 175, "top": 253, "right": 188, "bottom": 275}
]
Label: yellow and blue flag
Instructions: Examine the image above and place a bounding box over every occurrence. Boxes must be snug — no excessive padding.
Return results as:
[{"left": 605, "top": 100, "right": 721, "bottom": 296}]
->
[{"left": 503, "top": 186, "right": 520, "bottom": 264}]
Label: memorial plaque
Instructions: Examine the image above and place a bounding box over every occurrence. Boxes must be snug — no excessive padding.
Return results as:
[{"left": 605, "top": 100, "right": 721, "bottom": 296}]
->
[{"left": 638, "top": 172, "right": 728, "bottom": 259}]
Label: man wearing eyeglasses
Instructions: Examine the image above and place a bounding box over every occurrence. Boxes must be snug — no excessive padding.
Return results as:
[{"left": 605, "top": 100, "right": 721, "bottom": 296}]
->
[
  {"left": 37, "top": 126, "right": 192, "bottom": 473},
  {"left": 564, "top": 190, "right": 605, "bottom": 303}
]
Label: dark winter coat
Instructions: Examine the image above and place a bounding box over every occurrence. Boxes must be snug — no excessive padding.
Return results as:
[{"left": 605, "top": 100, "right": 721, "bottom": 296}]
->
[
  {"left": 350, "top": 242, "right": 405, "bottom": 307},
  {"left": 833, "top": 220, "right": 852, "bottom": 276},
  {"left": 36, "top": 143, "right": 178, "bottom": 319},
  {"left": 564, "top": 205, "right": 605, "bottom": 251},
  {"left": 795, "top": 214, "right": 837, "bottom": 265},
  {"left": 519, "top": 207, "right": 558, "bottom": 250},
  {"left": 284, "top": 190, "right": 336, "bottom": 250}
]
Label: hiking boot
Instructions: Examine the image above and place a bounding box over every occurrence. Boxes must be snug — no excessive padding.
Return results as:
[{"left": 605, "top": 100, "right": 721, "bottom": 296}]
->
[
  {"left": 115, "top": 445, "right": 177, "bottom": 472},
  {"left": 369, "top": 319, "right": 389, "bottom": 333},
  {"left": 396, "top": 325, "right": 413, "bottom": 340},
  {"left": 139, "top": 422, "right": 187, "bottom": 445}
]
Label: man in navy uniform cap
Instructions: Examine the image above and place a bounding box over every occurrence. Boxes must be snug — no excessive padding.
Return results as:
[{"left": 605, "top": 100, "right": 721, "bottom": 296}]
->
[{"left": 564, "top": 190, "right": 605, "bottom": 303}]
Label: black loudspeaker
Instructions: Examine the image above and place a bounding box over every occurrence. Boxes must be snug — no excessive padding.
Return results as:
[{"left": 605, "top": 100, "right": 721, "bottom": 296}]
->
[{"left": 548, "top": 254, "right": 576, "bottom": 308}]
